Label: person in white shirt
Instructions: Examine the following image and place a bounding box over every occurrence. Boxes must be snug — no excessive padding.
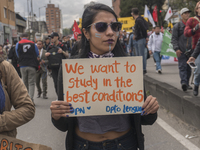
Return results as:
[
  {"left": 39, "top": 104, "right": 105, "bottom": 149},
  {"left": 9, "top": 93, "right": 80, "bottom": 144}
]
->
[{"left": 148, "top": 26, "right": 163, "bottom": 74}]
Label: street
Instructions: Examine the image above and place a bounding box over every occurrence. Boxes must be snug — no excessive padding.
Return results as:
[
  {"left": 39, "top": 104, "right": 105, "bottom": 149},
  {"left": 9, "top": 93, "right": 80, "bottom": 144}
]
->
[{"left": 16, "top": 62, "right": 200, "bottom": 150}]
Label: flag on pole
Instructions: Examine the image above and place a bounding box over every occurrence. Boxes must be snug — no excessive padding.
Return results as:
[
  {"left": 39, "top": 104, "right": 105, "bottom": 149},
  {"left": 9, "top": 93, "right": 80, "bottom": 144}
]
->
[
  {"left": 164, "top": 7, "right": 173, "bottom": 21},
  {"left": 152, "top": 6, "right": 158, "bottom": 22},
  {"left": 144, "top": 5, "right": 156, "bottom": 27},
  {"left": 161, "top": 30, "right": 177, "bottom": 57},
  {"left": 72, "top": 20, "right": 81, "bottom": 40}
]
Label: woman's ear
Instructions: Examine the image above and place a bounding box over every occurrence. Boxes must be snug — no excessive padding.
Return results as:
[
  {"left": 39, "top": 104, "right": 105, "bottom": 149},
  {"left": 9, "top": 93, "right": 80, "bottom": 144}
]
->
[{"left": 82, "top": 28, "right": 90, "bottom": 40}]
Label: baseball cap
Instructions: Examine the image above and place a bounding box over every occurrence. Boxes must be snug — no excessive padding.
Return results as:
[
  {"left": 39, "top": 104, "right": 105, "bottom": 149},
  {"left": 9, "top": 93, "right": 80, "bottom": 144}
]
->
[
  {"left": 49, "top": 32, "right": 59, "bottom": 38},
  {"left": 180, "top": 8, "right": 191, "bottom": 15}
]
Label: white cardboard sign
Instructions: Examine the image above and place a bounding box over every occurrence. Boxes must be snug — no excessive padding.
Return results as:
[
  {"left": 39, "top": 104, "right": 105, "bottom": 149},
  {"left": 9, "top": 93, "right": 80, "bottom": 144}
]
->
[{"left": 62, "top": 57, "right": 144, "bottom": 117}]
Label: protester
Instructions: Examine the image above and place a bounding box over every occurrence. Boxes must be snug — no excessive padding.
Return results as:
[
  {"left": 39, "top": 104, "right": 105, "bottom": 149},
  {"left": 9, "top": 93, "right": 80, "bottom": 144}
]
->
[
  {"left": 36, "top": 40, "right": 48, "bottom": 99},
  {"left": 172, "top": 8, "right": 192, "bottom": 91},
  {"left": 128, "top": 30, "right": 136, "bottom": 56},
  {"left": 148, "top": 26, "right": 163, "bottom": 74},
  {"left": 43, "top": 37, "right": 50, "bottom": 50},
  {"left": 15, "top": 33, "right": 39, "bottom": 102},
  {"left": 119, "top": 30, "right": 126, "bottom": 52},
  {"left": 184, "top": 1, "right": 200, "bottom": 96},
  {"left": 0, "top": 45, "right": 7, "bottom": 60},
  {"left": 45, "top": 32, "right": 68, "bottom": 96},
  {"left": 71, "top": 34, "right": 82, "bottom": 57},
  {"left": 50, "top": 3, "right": 159, "bottom": 150},
  {"left": 123, "top": 30, "right": 128, "bottom": 53},
  {"left": 8, "top": 40, "right": 21, "bottom": 78},
  {"left": 131, "top": 8, "right": 149, "bottom": 74},
  {"left": 0, "top": 58, "right": 35, "bottom": 137}
]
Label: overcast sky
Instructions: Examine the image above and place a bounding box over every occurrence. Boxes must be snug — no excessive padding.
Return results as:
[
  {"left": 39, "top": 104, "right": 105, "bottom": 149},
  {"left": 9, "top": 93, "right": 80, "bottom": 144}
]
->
[{"left": 15, "top": 0, "right": 112, "bottom": 28}]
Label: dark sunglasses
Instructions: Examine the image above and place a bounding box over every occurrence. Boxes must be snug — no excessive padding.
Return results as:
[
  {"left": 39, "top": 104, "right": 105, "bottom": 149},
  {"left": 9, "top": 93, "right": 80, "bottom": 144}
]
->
[{"left": 87, "top": 22, "right": 122, "bottom": 32}]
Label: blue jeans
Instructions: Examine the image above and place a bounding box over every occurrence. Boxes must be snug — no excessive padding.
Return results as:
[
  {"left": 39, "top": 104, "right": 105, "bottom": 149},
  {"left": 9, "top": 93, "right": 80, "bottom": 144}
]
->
[
  {"left": 153, "top": 51, "right": 162, "bottom": 70},
  {"left": 194, "top": 54, "right": 200, "bottom": 86},
  {"left": 177, "top": 53, "right": 191, "bottom": 85},
  {"left": 135, "top": 38, "right": 146, "bottom": 71},
  {"left": 73, "top": 129, "right": 137, "bottom": 150}
]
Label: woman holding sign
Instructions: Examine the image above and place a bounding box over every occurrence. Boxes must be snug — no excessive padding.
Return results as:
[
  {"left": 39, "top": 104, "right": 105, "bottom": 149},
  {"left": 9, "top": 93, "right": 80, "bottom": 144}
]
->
[{"left": 50, "top": 3, "right": 159, "bottom": 150}]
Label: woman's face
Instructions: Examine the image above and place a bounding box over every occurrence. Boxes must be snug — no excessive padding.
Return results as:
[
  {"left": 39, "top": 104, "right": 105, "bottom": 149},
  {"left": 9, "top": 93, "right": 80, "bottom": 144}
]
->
[{"left": 85, "top": 11, "right": 118, "bottom": 55}]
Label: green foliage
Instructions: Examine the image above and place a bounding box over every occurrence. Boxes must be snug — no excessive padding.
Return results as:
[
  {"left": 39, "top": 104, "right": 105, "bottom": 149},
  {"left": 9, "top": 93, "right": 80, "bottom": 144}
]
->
[{"left": 170, "top": 0, "right": 199, "bottom": 17}]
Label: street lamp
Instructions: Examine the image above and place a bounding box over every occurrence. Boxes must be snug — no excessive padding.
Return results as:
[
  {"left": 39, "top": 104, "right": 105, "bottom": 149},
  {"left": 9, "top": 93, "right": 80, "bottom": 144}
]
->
[{"left": 39, "top": 6, "right": 46, "bottom": 33}]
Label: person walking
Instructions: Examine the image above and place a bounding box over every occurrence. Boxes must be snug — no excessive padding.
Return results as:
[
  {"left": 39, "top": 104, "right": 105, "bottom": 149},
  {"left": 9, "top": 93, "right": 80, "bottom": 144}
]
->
[
  {"left": 131, "top": 8, "right": 149, "bottom": 74},
  {"left": 50, "top": 3, "right": 159, "bottom": 150},
  {"left": 36, "top": 40, "right": 48, "bottom": 99},
  {"left": 172, "top": 8, "right": 192, "bottom": 91},
  {"left": 15, "top": 33, "right": 39, "bottom": 102},
  {"left": 128, "top": 30, "right": 136, "bottom": 56},
  {"left": 8, "top": 40, "right": 21, "bottom": 78},
  {"left": 184, "top": 1, "right": 200, "bottom": 96},
  {"left": 148, "top": 26, "right": 163, "bottom": 74},
  {"left": 0, "top": 45, "right": 7, "bottom": 60},
  {"left": 45, "top": 32, "right": 68, "bottom": 96}
]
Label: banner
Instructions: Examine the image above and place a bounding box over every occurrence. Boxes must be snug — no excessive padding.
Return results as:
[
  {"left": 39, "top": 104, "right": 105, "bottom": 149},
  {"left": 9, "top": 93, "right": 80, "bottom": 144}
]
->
[
  {"left": 161, "top": 30, "right": 177, "bottom": 57},
  {"left": 62, "top": 57, "right": 144, "bottom": 117},
  {"left": 72, "top": 20, "right": 81, "bottom": 40},
  {"left": 0, "top": 134, "right": 52, "bottom": 150}
]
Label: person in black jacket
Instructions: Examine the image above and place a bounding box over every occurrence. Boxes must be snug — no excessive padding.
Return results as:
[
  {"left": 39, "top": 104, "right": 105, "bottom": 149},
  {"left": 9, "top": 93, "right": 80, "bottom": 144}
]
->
[
  {"left": 8, "top": 40, "right": 21, "bottom": 78},
  {"left": 171, "top": 8, "right": 192, "bottom": 92},
  {"left": 45, "top": 32, "right": 68, "bottom": 96},
  {"left": 50, "top": 3, "right": 159, "bottom": 150},
  {"left": 71, "top": 34, "right": 82, "bottom": 57},
  {"left": 131, "top": 8, "right": 148, "bottom": 74}
]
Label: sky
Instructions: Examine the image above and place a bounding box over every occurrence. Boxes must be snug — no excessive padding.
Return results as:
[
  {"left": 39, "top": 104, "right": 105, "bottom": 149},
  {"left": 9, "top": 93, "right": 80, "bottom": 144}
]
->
[{"left": 15, "top": 0, "right": 112, "bottom": 28}]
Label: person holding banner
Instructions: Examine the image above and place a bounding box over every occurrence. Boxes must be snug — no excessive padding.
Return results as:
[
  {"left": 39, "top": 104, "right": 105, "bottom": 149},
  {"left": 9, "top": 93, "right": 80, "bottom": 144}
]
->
[
  {"left": 0, "top": 58, "right": 35, "bottom": 137},
  {"left": 50, "top": 3, "right": 159, "bottom": 150},
  {"left": 148, "top": 26, "right": 163, "bottom": 74},
  {"left": 171, "top": 8, "right": 192, "bottom": 92},
  {"left": 184, "top": 1, "right": 200, "bottom": 96}
]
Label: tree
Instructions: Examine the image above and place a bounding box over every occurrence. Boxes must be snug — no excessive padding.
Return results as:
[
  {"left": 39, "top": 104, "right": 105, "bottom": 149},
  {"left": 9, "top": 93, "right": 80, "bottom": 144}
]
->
[
  {"left": 120, "top": 0, "right": 166, "bottom": 27},
  {"left": 170, "top": 0, "right": 199, "bottom": 17}
]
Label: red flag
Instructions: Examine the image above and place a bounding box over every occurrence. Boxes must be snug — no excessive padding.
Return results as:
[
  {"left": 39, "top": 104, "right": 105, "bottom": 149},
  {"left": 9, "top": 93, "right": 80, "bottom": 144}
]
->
[
  {"left": 152, "top": 6, "right": 158, "bottom": 22},
  {"left": 72, "top": 20, "right": 81, "bottom": 40}
]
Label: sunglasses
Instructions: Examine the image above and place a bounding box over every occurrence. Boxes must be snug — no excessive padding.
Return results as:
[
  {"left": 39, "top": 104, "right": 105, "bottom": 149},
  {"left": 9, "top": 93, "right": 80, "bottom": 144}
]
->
[{"left": 87, "top": 22, "right": 122, "bottom": 32}]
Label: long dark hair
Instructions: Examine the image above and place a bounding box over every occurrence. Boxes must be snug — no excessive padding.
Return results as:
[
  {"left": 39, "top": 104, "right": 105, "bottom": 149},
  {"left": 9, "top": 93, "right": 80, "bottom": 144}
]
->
[{"left": 79, "top": 3, "right": 126, "bottom": 58}]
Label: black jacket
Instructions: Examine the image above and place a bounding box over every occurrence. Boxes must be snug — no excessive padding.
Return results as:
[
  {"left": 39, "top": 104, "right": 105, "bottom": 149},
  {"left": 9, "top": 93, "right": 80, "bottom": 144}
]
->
[
  {"left": 134, "top": 16, "right": 148, "bottom": 41},
  {"left": 192, "top": 38, "right": 200, "bottom": 59},
  {"left": 171, "top": 21, "right": 192, "bottom": 53},
  {"left": 52, "top": 58, "right": 157, "bottom": 150}
]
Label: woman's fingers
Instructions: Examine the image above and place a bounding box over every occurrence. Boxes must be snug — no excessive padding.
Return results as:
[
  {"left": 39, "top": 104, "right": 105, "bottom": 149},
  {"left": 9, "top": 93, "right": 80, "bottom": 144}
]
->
[
  {"left": 141, "top": 95, "right": 159, "bottom": 115},
  {"left": 50, "top": 100, "right": 74, "bottom": 120}
]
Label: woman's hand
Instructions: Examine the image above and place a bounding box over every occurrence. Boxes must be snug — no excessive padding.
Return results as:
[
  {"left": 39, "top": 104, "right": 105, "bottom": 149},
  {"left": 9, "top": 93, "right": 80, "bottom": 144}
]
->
[
  {"left": 50, "top": 101, "right": 73, "bottom": 120},
  {"left": 141, "top": 95, "right": 159, "bottom": 116}
]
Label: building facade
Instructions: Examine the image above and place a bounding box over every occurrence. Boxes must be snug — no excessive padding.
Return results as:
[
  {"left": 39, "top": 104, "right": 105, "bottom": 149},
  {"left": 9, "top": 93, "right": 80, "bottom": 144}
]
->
[
  {"left": 16, "top": 13, "right": 26, "bottom": 41},
  {"left": 112, "top": 0, "right": 121, "bottom": 18},
  {"left": 0, "top": 0, "right": 16, "bottom": 44},
  {"left": 46, "top": 3, "right": 61, "bottom": 34}
]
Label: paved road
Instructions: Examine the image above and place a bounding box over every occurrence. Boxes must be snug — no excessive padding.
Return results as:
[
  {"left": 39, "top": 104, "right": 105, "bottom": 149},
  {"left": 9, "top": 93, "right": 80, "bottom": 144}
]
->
[
  {"left": 145, "top": 57, "right": 200, "bottom": 98},
  {"left": 16, "top": 60, "right": 200, "bottom": 150}
]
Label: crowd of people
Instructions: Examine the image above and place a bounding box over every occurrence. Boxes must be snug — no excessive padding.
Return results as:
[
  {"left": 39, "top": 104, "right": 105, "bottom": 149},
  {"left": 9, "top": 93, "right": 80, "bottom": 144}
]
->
[{"left": 0, "top": 1, "right": 200, "bottom": 150}]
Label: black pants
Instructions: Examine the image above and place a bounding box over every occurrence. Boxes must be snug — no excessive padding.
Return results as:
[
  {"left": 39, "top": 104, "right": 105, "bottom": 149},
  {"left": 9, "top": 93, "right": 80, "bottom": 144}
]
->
[
  {"left": 178, "top": 53, "right": 191, "bottom": 85},
  {"left": 51, "top": 68, "right": 59, "bottom": 96}
]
